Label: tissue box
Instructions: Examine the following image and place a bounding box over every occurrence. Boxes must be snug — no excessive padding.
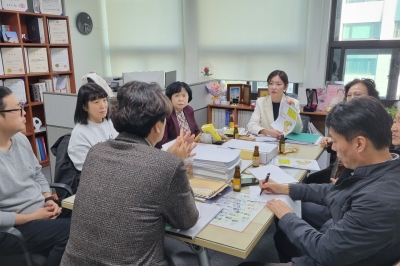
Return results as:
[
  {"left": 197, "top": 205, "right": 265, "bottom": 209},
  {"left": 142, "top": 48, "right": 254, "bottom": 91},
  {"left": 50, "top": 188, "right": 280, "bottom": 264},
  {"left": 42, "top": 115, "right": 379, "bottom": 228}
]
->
[{"left": 221, "top": 140, "right": 278, "bottom": 164}]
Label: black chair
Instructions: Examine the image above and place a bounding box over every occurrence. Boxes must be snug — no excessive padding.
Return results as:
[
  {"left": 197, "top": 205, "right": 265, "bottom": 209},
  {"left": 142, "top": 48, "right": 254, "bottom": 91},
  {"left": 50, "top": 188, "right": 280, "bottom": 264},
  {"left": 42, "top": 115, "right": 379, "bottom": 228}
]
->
[{"left": 0, "top": 183, "right": 72, "bottom": 266}]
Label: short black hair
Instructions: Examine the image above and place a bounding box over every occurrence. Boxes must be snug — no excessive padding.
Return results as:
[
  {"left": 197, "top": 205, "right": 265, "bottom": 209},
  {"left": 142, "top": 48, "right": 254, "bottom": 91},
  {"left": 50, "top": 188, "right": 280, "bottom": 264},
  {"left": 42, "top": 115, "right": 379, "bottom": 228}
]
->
[
  {"left": 344, "top": 78, "right": 379, "bottom": 100},
  {"left": 74, "top": 83, "right": 109, "bottom": 125},
  {"left": 326, "top": 97, "right": 391, "bottom": 150},
  {"left": 0, "top": 86, "right": 13, "bottom": 118},
  {"left": 267, "top": 70, "right": 289, "bottom": 86},
  {"left": 111, "top": 81, "right": 172, "bottom": 138},
  {"left": 165, "top": 81, "right": 193, "bottom": 103}
]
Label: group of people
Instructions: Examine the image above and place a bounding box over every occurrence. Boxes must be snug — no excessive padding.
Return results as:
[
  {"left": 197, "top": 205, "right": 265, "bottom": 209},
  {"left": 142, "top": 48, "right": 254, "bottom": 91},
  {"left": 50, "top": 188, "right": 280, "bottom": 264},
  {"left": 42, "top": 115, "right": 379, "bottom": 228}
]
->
[{"left": 0, "top": 69, "right": 400, "bottom": 266}]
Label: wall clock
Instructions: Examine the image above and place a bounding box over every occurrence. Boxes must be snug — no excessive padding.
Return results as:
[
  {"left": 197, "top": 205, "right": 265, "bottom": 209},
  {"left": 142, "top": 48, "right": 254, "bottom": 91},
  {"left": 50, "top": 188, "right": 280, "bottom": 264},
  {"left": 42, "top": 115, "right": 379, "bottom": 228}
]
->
[{"left": 76, "top": 12, "right": 93, "bottom": 35}]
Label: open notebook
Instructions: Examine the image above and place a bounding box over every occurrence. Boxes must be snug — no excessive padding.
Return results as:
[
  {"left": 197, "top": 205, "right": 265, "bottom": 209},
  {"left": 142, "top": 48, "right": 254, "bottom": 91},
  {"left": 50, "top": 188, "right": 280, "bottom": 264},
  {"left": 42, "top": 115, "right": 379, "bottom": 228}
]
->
[{"left": 165, "top": 202, "right": 222, "bottom": 239}]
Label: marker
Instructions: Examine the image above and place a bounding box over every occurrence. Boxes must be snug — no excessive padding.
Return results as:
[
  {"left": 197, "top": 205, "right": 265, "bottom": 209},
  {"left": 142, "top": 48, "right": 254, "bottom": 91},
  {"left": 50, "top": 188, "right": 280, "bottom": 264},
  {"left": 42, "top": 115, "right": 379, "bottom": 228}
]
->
[{"left": 260, "top": 173, "right": 270, "bottom": 196}]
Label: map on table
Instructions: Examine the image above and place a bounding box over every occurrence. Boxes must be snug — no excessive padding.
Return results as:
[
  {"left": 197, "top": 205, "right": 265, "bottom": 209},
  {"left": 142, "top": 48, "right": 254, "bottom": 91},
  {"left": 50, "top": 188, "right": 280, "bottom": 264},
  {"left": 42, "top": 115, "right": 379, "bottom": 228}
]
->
[{"left": 210, "top": 191, "right": 266, "bottom": 232}]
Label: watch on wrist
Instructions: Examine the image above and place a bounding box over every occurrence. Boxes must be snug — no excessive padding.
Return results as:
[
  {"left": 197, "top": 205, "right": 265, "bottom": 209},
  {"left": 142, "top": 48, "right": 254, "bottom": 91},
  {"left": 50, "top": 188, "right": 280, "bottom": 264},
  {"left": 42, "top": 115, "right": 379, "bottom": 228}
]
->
[{"left": 44, "top": 196, "right": 56, "bottom": 203}]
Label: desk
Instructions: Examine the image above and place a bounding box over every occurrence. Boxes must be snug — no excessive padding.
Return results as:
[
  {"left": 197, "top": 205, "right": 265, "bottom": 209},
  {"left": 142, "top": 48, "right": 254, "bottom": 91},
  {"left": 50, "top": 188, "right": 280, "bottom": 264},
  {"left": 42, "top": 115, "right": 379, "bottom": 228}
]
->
[{"left": 62, "top": 143, "right": 324, "bottom": 266}]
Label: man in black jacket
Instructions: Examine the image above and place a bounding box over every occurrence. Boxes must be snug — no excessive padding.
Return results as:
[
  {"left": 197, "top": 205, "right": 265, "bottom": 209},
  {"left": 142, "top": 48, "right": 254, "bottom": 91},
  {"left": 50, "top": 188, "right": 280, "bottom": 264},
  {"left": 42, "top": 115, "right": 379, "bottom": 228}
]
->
[{"left": 244, "top": 97, "right": 400, "bottom": 266}]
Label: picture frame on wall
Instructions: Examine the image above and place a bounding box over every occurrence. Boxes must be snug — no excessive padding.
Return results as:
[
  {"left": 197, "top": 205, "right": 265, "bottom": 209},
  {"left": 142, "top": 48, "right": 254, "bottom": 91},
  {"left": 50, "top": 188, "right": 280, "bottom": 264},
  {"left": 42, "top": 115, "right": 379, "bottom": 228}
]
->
[
  {"left": 227, "top": 84, "right": 242, "bottom": 105},
  {"left": 241, "top": 84, "right": 251, "bottom": 105},
  {"left": 258, "top": 88, "right": 269, "bottom": 98}
]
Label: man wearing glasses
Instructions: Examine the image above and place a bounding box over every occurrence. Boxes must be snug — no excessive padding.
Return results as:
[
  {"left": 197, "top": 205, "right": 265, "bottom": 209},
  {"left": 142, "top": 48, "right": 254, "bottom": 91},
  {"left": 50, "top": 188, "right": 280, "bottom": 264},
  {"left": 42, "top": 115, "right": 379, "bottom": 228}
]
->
[{"left": 0, "top": 86, "right": 70, "bottom": 265}]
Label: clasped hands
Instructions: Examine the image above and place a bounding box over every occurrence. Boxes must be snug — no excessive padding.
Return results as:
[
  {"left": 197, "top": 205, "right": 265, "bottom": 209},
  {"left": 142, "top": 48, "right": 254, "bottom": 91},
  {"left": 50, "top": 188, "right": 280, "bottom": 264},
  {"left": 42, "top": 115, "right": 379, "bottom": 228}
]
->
[
  {"left": 259, "top": 179, "right": 294, "bottom": 219},
  {"left": 167, "top": 129, "right": 197, "bottom": 160}
]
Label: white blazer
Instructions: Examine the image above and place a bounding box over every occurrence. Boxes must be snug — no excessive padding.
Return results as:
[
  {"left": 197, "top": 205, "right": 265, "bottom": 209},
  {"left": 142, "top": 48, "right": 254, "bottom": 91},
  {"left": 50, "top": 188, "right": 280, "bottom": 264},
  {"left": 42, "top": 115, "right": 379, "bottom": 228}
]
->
[{"left": 247, "top": 95, "right": 303, "bottom": 135}]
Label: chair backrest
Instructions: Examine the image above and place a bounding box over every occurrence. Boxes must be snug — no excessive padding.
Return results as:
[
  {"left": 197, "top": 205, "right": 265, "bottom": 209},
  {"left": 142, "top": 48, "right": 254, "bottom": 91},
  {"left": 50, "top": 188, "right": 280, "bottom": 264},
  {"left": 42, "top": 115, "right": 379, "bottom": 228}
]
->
[{"left": 50, "top": 134, "right": 81, "bottom": 199}]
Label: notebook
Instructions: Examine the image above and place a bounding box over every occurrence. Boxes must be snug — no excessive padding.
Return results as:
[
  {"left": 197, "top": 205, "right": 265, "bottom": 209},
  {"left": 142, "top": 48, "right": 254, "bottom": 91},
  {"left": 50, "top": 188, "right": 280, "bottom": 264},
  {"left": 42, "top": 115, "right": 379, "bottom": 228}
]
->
[{"left": 189, "top": 178, "right": 229, "bottom": 199}]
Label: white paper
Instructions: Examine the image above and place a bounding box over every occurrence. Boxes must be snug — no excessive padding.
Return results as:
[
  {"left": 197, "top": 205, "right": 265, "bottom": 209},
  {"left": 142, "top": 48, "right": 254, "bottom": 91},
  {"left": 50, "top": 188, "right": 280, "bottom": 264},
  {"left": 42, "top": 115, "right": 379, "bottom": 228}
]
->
[
  {"left": 210, "top": 192, "right": 267, "bottom": 232},
  {"left": 1, "top": 47, "right": 25, "bottom": 75},
  {"left": 221, "top": 139, "right": 277, "bottom": 153},
  {"left": 39, "top": 0, "right": 62, "bottom": 15},
  {"left": 4, "top": 79, "right": 26, "bottom": 103},
  {"left": 272, "top": 157, "right": 320, "bottom": 171},
  {"left": 165, "top": 202, "right": 222, "bottom": 239},
  {"left": 48, "top": 19, "right": 68, "bottom": 44},
  {"left": 27, "top": 48, "right": 49, "bottom": 73},
  {"left": 1, "top": 0, "right": 28, "bottom": 11},
  {"left": 53, "top": 75, "right": 66, "bottom": 93},
  {"left": 50, "top": 48, "right": 69, "bottom": 71},
  {"left": 271, "top": 101, "right": 299, "bottom": 135},
  {"left": 254, "top": 136, "right": 277, "bottom": 142},
  {"left": 249, "top": 186, "right": 301, "bottom": 217},
  {"left": 248, "top": 165, "right": 298, "bottom": 184}
]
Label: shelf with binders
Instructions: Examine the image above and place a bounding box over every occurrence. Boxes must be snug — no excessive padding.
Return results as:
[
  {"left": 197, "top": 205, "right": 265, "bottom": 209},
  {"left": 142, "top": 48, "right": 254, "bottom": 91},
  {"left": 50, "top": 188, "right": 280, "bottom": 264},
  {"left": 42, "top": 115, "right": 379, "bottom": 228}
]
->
[{"left": 207, "top": 104, "right": 254, "bottom": 128}]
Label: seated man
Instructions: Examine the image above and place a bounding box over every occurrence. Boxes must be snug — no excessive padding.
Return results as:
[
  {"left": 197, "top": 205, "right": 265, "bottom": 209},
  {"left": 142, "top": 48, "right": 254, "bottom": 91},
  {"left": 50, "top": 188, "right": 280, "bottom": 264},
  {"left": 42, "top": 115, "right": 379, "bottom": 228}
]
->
[
  {"left": 0, "top": 86, "right": 70, "bottom": 265},
  {"left": 245, "top": 97, "right": 400, "bottom": 266},
  {"left": 61, "top": 81, "right": 199, "bottom": 265}
]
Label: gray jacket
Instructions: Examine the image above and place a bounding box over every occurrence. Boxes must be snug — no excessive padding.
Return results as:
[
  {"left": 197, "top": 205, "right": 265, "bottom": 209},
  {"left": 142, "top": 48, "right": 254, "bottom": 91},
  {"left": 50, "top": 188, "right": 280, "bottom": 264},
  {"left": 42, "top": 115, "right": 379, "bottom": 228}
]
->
[
  {"left": 280, "top": 156, "right": 400, "bottom": 266},
  {"left": 61, "top": 132, "right": 199, "bottom": 266}
]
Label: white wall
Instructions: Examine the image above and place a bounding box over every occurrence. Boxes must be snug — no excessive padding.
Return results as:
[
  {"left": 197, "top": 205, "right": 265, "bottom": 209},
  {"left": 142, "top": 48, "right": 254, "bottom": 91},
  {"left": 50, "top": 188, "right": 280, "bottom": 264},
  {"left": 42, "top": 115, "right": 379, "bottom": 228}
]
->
[{"left": 64, "top": 0, "right": 111, "bottom": 90}]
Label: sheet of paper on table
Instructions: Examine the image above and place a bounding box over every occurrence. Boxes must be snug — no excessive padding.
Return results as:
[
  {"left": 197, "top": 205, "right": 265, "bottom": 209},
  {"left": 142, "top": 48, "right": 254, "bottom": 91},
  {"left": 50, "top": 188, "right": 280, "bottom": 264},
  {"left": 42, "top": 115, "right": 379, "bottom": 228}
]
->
[
  {"left": 272, "top": 157, "right": 320, "bottom": 171},
  {"left": 248, "top": 165, "right": 298, "bottom": 184},
  {"left": 249, "top": 186, "right": 301, "bottom": 218}
]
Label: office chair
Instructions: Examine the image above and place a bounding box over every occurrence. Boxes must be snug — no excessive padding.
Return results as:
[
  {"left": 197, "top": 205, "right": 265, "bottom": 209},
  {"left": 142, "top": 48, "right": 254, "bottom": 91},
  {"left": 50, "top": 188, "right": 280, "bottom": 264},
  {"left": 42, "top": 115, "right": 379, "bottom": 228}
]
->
[{"left": 0, "top": 183, "right": 72, "bottom": 266}]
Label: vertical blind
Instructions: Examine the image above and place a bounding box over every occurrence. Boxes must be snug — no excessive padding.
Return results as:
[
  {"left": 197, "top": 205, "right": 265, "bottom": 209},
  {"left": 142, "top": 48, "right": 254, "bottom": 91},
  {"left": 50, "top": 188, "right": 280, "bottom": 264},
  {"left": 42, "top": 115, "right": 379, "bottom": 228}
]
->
[{"left": 196, "top": 0, "right": 309, "bottom": 82}]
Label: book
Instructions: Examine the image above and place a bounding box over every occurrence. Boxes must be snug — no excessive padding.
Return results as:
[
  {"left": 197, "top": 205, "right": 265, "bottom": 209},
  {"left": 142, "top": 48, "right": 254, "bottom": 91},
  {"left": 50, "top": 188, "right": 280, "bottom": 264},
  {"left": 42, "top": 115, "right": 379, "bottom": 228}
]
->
[
  {"left": 0, "top": 51, "right": 4, "bottom": 76},
  {"left": 40, "top": 136, "right": 48, "bottom": 161},
  {"left": 189, "top": 177, "right": 229, "bottom": 200},
  {"left": 27, "top": 17, "right": 45, "bottom": 44},
  {"left": 50, "top": 48, "right": 69, "bottom": 71},
  {"left": 27, "top": 47, "right": 49, "bottom": 73},
  {"left": 1, "top": 31, "right": 18, "bottom": 43},
  {"left": 165, "top": 202, "right": 222, "bottom": 239},
  {"left": 1, "top": 47, "right": 25, "bottom": 75},
  {"left": 39, "top": 79, "right": 53, "bottom": 92},
  {"left": 47, "top": 19, "right": 68, "bottom": 44},
  {"left": 31, "top": 82, "right": 46, "bottom": 101},
  {"left": 4, "top": 79, "right": 26, "bottom": 103},
  {"left": 36, "top": 137, "right": 45, "bottom": 161}
]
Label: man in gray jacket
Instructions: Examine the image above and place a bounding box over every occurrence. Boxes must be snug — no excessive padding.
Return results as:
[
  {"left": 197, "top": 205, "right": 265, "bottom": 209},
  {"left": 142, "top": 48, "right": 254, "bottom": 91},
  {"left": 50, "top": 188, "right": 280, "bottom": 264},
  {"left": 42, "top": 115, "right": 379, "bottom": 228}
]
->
[
  {"left": 0, "top": 86, "right": 70, "bottom": 265},
  {"left": 247, "top": 97, "right": 400, "bottom": 266}
]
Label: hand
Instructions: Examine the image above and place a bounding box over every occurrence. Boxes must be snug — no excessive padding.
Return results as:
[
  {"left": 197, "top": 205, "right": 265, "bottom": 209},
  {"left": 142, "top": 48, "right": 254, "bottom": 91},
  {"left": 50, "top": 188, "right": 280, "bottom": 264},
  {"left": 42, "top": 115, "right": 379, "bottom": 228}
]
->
[
  {"left": 320, "top": 137, "right": 332, "bottom": 148},
  {"left": 267, "top": 199, "right": 294, "bottom": 219},
  {"left": 259, "top": 179, "right": 288, "bottom": 195},
  {"left": 330, "top": 177, "right": 338, "bottom": 184},
  {"left": 31, "top": 207, "right": 57, "bottom": 220},
  {"left": 45, "top": 200, "right": 62, "bottom": 219},
  {"left": 167, "top": 129, "right": 197, "bottom": 160},
  {"left": 285, "top": 96, "right": 295, "bottom": 106},
  {"left": 260, "top": 129, "right": 282, "bottom": 138}
]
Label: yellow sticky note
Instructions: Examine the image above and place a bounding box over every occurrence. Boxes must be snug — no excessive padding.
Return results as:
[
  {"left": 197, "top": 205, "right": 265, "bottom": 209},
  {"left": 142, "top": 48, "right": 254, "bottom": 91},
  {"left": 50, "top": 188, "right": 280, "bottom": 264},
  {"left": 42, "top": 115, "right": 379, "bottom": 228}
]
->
[
  {"left": 287, "top": 107, "right": 297, "bottom": 120},
  {"left": 278, "top": 158, "right": 291, "bottom": 165}
]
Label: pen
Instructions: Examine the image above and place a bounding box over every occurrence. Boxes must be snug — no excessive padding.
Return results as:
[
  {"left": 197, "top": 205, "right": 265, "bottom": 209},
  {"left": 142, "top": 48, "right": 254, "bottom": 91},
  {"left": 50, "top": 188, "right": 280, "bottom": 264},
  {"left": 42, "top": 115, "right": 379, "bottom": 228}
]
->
[{"left": 260, "top": 173, "right": 270, "bottom": 195}]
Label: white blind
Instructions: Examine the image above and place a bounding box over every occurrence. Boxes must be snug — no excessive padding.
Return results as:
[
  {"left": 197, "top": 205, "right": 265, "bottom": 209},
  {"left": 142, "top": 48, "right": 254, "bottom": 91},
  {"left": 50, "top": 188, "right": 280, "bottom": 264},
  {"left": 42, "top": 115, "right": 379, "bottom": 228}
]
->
[
  {"left": 196, "top": 0, "right": 309, "bottom": 83},
  {"left": 105, "top": 0, "right": 184, "bottom": 80}
]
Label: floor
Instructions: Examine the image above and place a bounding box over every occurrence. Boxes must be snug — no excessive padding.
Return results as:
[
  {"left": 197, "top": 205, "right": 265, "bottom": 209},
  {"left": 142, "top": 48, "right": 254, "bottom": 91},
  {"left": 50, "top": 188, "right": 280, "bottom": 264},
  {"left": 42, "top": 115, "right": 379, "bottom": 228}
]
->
[{"left": 42, "top": 166, "right": 280, "bottom": 265}]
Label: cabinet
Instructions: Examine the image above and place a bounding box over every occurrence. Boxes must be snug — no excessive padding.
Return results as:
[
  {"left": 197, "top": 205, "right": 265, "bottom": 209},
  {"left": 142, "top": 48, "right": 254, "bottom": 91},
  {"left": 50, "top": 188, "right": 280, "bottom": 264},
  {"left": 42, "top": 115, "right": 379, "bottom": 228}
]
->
[
  {"left": 0, "top": 9, "right": 76, "bottom": 167},
  {"left": 300, "top": 109, "right": 328, "bottom": 135},
  {"left": 207, "top": 104, "right": 254, "bottom": 128}
]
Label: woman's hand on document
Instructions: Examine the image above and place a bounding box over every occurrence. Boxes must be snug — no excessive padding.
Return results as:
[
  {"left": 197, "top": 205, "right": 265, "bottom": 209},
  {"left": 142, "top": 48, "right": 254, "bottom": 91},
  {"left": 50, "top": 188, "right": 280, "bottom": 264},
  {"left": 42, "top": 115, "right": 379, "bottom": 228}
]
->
[{"left": 167, "top": 129, "right": 197, "bottom": 160}]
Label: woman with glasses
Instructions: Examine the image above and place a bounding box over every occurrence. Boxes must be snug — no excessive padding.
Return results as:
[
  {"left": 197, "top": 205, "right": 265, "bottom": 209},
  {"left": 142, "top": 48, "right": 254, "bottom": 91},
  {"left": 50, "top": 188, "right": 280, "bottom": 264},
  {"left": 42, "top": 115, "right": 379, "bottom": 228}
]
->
[{"left": 68, "top": 83, "right": 118, "bottom": 171}]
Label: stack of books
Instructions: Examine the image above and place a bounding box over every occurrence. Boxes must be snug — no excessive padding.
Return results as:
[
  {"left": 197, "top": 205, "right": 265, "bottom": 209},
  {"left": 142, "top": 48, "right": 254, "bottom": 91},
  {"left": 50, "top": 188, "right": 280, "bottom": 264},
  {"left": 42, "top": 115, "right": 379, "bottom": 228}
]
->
[{"left": 192, "top": 145, "right": 241, "bottom": 181}]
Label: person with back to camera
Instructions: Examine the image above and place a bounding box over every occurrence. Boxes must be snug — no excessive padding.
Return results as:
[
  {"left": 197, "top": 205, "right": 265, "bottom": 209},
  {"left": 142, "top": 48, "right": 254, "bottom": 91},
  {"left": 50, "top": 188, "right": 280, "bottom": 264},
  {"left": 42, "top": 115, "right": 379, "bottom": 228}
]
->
[
  {"left": 68, "top": 83, "right": 118, "bottom": 171},
  {"left": 156, "top": 81, "right": 200, "bottom": 148},
  {"left": 60, "top": 81, "right": 199, "bottom": 266},
  {"left": 239, "top": 97, "right": 400, "bottom": 266},
  {"left": 247, "top": 70, "right": 302, "bottom": 138}
]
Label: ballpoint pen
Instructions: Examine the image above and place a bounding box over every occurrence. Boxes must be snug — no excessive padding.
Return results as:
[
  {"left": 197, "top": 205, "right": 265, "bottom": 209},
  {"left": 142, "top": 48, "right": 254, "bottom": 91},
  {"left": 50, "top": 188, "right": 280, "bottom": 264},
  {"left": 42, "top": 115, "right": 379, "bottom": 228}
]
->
[{"left": 260, "top": 173, "right": 270, "bottom": 195}]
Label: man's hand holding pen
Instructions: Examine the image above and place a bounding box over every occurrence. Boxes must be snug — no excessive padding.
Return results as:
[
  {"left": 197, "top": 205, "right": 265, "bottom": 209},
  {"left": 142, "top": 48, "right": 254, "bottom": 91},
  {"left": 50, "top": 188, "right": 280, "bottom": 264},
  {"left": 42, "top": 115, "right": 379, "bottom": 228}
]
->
[{"left": 259, "top": 177, "right": 294, "bottom": 219}]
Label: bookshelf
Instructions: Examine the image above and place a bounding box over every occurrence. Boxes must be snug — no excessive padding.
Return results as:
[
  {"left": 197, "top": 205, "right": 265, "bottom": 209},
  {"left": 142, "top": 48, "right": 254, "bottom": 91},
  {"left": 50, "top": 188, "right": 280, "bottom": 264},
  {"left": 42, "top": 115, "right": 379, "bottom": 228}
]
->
[
  {"left": 0, "top": 9, "right": 76, "bottom": 167},
  {"left": 207, "top": 104, "right": 254, "bottom": 128},
  {"left": 207, "top": 104, "right": 328, "bottom": 134}
]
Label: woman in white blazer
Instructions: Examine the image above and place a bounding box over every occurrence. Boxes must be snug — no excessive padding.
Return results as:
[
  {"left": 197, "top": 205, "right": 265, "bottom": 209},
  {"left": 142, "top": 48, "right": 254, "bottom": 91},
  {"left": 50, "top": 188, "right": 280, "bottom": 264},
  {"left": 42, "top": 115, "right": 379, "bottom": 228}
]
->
[{"left": 247, "top": 70, "right": 303, "bottom": 137}]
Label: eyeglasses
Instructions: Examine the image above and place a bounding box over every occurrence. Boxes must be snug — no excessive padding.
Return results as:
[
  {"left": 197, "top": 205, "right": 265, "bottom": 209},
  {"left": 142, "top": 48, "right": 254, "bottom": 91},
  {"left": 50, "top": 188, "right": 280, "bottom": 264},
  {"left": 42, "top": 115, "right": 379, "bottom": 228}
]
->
[
  {"left": 0, "top": 103, "right": 24, "bottom": 116},
  {"left": 346, "top": 92, "right": 367, "bottom": 99}
]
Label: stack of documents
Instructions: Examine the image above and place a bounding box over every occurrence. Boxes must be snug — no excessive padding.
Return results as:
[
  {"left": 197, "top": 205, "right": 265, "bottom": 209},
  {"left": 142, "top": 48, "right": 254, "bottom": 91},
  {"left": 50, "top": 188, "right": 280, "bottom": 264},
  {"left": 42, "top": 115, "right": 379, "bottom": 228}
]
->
[
  {"left": 221, "top": 139, "right": 278, "bottom": 164},
  {"left": 192, "top": 145, "right": 241, "bottom": 181},
  {"left": 189, "top": 177, "right": 229, "bottom": 201},
  {"left": 285, "top": 133, "right": 322, "bottom": 145}
]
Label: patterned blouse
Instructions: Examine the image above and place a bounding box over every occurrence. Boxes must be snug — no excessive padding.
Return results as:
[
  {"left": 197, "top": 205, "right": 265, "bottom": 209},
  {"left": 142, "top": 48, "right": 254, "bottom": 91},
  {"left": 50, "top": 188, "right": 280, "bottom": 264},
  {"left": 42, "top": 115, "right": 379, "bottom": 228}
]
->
[{"left": 176, "top": 110, "right": 191, "bottom": 134}]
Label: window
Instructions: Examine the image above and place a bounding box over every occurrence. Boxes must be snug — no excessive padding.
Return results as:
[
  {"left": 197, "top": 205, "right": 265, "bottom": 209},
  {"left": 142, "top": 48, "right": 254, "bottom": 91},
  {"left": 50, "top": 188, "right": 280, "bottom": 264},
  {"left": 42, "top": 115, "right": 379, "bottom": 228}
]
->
[
  {"left": 342, "top": 23, "right": 381, "bottom": 40},
  {"left": 327, "top": 0, "right": 400, "bottom": 100},
  {"left": 395, "top": 21, "right": 400, "bottom": 38}
]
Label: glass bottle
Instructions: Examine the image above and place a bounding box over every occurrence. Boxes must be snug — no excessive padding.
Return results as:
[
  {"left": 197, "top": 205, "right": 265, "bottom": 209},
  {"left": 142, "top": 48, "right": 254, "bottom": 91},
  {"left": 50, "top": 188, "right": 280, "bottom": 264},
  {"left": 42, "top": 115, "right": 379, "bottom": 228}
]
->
[
  {"left": 232, "top": 165, "right": 241, "bottom": 192},
  {"left": 279, "top": 135, "right": 285, "bottom": 154},
  {"left": 252, "top": 145, "right": 260, "bottom": 167},
  {"left": 233, "top": 125, "right": 239, "bottom": 139},
  {"left": 229, "top": 114, "right": 234, "bottom": 128}
]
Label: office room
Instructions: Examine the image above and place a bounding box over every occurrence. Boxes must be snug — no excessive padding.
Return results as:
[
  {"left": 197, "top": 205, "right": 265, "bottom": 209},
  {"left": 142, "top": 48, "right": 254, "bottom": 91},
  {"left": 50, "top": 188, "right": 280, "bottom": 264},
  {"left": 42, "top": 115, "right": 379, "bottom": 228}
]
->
[{"left": 1, "top": 0, "right": 400, "bottom": 265}]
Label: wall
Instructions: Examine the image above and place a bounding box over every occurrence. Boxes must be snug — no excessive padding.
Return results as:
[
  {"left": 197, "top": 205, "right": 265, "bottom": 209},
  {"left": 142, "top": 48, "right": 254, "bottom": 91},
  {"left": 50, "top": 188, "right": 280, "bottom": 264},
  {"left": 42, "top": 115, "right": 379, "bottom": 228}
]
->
[{"left": 64, "top": 0, "right": 111, "bottom": 90}]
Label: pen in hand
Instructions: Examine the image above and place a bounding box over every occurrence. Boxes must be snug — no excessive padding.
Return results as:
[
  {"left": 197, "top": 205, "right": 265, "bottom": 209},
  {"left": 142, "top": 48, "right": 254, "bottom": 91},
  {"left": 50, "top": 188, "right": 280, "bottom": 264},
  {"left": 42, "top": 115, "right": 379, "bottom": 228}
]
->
[{"left": 260, "top": 173, "right": 270, "bottom": 195}]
